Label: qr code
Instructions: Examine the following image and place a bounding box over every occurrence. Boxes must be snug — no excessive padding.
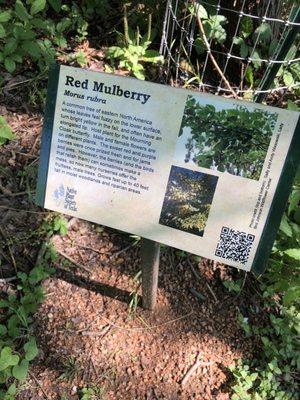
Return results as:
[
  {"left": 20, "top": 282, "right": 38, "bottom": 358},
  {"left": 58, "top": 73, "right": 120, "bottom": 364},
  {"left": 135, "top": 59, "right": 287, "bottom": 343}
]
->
[{"left": 215, "top": 227, "right": 255, "bottom": 265}]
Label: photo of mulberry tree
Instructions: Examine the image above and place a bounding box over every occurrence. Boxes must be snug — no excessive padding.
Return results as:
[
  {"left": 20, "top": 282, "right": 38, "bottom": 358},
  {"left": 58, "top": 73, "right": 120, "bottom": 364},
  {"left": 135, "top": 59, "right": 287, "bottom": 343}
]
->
[
  {"left": 159, "top": 166, "right": 218, "bottom": 236},
  {"left": 179, "top": 95, "right": 278, "bottom": 180}
]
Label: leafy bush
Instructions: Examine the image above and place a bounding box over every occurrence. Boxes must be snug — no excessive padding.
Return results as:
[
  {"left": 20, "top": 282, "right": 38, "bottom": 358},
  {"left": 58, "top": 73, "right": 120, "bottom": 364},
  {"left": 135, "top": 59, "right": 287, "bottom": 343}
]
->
[
  {"left": 230, "top": 305, "right": 299, "bottom": 400},
  {"left": 0, "top": 1, "right": 111, "bottom": 74},
  {"left": 0, "top": 247, "right": 55, "bottom": 399},
  {"left": 189, "top": 3, "right": 228, "bottom": 54},
  {"left": 229, "top": 171, "right": 300, "bottom": 400},
  {"left": 0, "top": 215, "right": 66, "bottom": 399},
  {"left": 265, "top": 171, "right": 300, "bottom": 306}
]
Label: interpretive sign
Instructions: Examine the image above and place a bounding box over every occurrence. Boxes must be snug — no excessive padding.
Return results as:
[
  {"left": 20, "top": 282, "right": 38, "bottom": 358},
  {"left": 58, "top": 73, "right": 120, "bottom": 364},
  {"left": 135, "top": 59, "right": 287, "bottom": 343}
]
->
[{"left": 36, "top": 64, "right": 300, "bottom": 273}]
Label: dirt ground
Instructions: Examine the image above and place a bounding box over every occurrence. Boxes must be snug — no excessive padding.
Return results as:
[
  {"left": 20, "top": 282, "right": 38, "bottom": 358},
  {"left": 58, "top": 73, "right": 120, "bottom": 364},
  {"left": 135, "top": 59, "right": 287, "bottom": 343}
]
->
[{"left": 0, "top": 105, "right": 264, "bottom": 400}]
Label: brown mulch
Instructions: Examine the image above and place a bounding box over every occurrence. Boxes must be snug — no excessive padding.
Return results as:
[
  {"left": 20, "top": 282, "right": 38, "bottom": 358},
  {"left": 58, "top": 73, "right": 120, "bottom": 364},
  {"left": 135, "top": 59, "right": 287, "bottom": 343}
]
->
[{"left": 1, "top": 79, "right": 262, "bottom": 400}]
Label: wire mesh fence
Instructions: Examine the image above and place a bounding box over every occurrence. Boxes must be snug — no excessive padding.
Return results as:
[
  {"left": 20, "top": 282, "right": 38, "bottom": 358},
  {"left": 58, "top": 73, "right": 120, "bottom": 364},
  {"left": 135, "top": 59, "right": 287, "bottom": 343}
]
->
[{"left": 159, "top": 0, "right": 300, "bottom": 102}]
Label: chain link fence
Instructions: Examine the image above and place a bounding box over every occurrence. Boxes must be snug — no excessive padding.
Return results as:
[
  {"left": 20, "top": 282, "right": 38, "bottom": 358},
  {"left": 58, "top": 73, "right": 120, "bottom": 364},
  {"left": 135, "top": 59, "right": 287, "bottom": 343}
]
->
[{"left": 159, "top": 0, "right": 300, "bottom": 102}]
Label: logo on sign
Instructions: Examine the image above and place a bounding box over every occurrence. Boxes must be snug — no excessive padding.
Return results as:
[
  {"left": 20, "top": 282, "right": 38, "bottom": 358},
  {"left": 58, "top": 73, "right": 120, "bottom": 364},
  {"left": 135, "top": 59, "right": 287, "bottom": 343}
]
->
[
  {"left": 53, "top": 184, "right": 78, "bottom": 212},
  {"left": 64, "top": 187, "right": 78, "bottom": 212}
]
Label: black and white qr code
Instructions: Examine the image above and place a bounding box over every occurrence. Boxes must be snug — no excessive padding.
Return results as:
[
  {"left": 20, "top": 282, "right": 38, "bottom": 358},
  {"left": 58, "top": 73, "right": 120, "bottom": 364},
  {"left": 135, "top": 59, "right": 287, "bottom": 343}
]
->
[{"left": 215, "top": 227, "right": 255, "bottom": 265}]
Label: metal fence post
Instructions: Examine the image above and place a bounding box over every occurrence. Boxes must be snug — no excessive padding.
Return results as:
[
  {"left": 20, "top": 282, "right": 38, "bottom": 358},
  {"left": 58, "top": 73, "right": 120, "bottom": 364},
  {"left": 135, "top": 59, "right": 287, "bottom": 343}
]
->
[{"left": 141, "top": 238, "right": 160, "bottom": 310}]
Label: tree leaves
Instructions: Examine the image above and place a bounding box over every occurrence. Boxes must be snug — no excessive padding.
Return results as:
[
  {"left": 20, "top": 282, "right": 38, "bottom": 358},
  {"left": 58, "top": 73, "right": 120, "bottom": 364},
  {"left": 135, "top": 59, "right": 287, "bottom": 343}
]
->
[
  {"left": 283, "top": 71, "right": 294, "bottom": 87},
  {"left": 0, "top": 24, "right": 6, "bottom": 39},
  {"left": 0, "top": 11, "right": 11, "bottom": 23},
  {"left": 4, "top": 58, "right": 16, "bottom": 73},
  {"left": 254, "top": 22, "right": 272, "bottom": 43},
  {"left": 0, "top": 348, "right": 19, "bottom": 371},
  {"left": 30, "top": 0, "right": 47, "bottom": 15},
  {"left": 15, "top": 0, "right": 31, "bottom": 21},
  {"left": 24, "top": 338, "right": 38, "bottom": 361},
  {"left": 22, "top": 41, "right": 41, "bottom": 58},
  {"left": 279, "top": 214, "right": 293, "bottom": 237},
  {"left": 48, "top": 0, "right": 61, "bottom": 12},
  {"left": 240, "top": 16, "right": 253, "bottom": 38},
  {"left": 189, "top": 3, "right": 208, "bottom": 19},
  {"left": 284, "top": 249, "right": 300, "bottom": 261},
  {"left": 12, "top": 360, "right": 29, "bottom": 381}
]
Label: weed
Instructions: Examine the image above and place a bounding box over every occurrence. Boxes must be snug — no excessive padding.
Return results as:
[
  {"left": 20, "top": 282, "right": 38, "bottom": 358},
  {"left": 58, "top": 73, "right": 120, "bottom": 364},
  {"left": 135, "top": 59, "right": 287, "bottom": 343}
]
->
[
  {"left": 79, "top": 385, "right": 106, "bottom": 400},
  {"left": 18, "top": 164, "right": 38, "bottom": 201},
  {"left": 128, "top": 270, "right": 141, "bottom": 318},
  {"left": 106, "top": 10, "right": 163, "bottom": 80},
  {"left": 222, "top": 279, "right": 243, "bottom": 293},
  {"left": 59, "top": 356, "right": 82, "bottom": 381},
  {"left": 67, "top": 50, "right": 88, "bottom": 67}
]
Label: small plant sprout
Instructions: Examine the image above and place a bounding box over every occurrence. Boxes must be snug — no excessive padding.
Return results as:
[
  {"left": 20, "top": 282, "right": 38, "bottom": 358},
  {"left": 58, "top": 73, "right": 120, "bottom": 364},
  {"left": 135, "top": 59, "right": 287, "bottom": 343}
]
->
[{"left": 106, "top": 9, "right": 163, "bottom": 80}]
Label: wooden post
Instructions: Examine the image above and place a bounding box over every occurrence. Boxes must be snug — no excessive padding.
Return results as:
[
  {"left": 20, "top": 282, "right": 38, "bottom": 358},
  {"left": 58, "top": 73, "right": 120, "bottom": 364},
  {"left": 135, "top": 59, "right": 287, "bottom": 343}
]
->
[{"left": 141, "top": 238, "right": 160, "bottom": 310}]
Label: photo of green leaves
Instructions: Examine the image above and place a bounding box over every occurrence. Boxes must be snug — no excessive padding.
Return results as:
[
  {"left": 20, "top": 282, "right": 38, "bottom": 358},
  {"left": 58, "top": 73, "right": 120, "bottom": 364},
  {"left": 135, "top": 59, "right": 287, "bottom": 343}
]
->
[
  {"left": 179, "top": 95, "right": 278, "bottom": 180},
  {"left": 159, "top": 166, "right": 218, "bottom": 236}
]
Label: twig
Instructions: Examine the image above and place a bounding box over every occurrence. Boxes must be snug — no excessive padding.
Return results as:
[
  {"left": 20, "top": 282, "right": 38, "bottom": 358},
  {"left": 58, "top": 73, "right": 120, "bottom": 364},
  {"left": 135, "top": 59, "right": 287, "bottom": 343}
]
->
[
  {"left": 55, "top": 248, "right": 91, "bottom": 273},
  {"left": 0, "top": 226, "right": 17, "bottom": 274},
  {"left": 190, "top": 287, "right": 205, "bottom": 301},
  {"left": 0, "top": 205, "right": 48, "bottom": 214},
  {"left": 0, "top": 183, "right": 35, "bottom": 197},
  {"left": 187, "top": 258, "right": 202, "bottom": 281},
  {"left": 28, "top": 371, "right": 50, "bottom": 400},
  {"left": 99, "top": 310, "right": 194, "bottom": 332},
  {"left": 206, "top": 282, "right": 218, "bottom": 303},
  {"left": 181, "top": 353, "right": 214, "bottom": 386},
  {"left": 4, "top": 78, "right": 33, "bottom": 90},
  {"left": 90, "top": 357, "right": 99, "bottom": 380},
  {"left": 0, "top": 276, "right": 17, "bottom": 283},
  {"left": 193, "top": 2, "right": 238, "bottom": 99},
  {"left": 111, "top": 243, "right": 135, "bottom": 259},
  {"left": 181, "top": 352, "right": 202, "bottom": 386},
  {"left": 75, "top": 243, "right": 107, "bottom": 254},
  {"left": 35, "top": 242, "right": 48, "bottom": 267},
  {"left": 81, "top": 324, "right": 112, "bottom": 337}
]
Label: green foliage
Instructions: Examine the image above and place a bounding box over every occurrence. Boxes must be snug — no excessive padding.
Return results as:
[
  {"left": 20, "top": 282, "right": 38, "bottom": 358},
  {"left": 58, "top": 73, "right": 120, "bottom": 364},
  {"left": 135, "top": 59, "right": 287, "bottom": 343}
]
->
[
  {"left": 0, "top": 1, "right": 109, "bottom": 75},
  {"left": 59, "top": 356, "right": 82, "bottom": 381},
  {"left": 52, "top": 215, "right": 68, "bottom": 236},
  {"left": 0, "top": 117, "right": 15, "bottom": 146},
  {"left": 190, "top": 2, "right": 228, "bottom": 54},
  {"left": 0, "top": 219, "right": 57, "bottom": 398},
  {"left": 180, "top": 96, "right": 278, "bottom": 180},
  {"left": 233, "top": 17, "right": 274, "bottom": 71},
  {"left": 222, "top": 278, "right": 243, "bottom": 293},
  {"left": 67, "top": 50, "right": 88, "bottom": 67},
  {"left": 275, "top": 44, "right": 300, "bottom": 95},
  {"left": 230, "top": 305, "right": 299, "bottom": 399},
  {"left": 106, "top": 14, "right": 163, "bottom": 80},
  {"left": 265, "top": 170, "right": 300, "bottom": 307},
  {"left": 229, "top": 173, "right": 300, "bottom": 399},
  {"left": 80, "top": 385, "right": 106, "bottom": 400}
]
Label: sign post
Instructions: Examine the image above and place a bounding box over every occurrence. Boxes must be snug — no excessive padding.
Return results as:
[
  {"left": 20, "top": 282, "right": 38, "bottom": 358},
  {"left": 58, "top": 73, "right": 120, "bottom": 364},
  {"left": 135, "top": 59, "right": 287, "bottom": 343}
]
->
[{"left": 141, "top": 238, "right": 160, "bottom": 310}]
